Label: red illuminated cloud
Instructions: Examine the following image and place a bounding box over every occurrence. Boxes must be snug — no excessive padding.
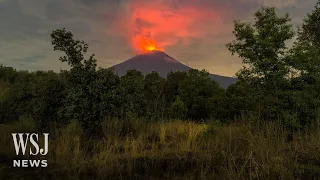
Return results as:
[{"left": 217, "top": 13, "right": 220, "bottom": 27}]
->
[{"left": 110, "top": 0, "right": 226, "bottom": 54}]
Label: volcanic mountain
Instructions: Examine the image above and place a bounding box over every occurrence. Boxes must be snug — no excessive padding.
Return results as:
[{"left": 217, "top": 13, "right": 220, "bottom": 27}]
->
[{"left": 112, "top": 50, "right": 236, "bottom": 88}]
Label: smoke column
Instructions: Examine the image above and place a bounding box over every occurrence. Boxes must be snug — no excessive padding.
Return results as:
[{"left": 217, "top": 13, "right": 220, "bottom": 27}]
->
[{"left": 111, "top": 0, "right": 225, "bottom": 54}]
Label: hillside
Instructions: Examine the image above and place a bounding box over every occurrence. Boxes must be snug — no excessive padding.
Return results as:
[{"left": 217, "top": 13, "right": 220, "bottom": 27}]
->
[{"left": 112, "top": 50, "right": 236, "bottom": 88}]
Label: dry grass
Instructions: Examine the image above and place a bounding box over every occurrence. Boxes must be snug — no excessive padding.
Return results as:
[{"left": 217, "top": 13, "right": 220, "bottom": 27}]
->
[{"left": 0, "top": 117, "right": 320, "bottom": 179}]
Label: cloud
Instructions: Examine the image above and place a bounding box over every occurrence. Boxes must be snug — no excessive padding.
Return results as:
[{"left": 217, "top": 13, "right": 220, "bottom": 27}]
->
[
  {"left": 107, "top": 0, "right": 260, "bottom": 53},
  {"left": 261, "top": 0, "right": 297, "bottom": 8},
  {"left": 0, "top": 0, "right": 318, "bottom": 76},
  {"left": 0, "top": 0, "right": 48, "bottom": 41},
  {"left": 11, "top": 54, "right": 47, "bottom": 63}
]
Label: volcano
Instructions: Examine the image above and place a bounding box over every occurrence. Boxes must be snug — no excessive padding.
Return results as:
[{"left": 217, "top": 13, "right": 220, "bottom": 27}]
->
[{"left": 112, "top": 50, "right": 236, "bottom": 88}]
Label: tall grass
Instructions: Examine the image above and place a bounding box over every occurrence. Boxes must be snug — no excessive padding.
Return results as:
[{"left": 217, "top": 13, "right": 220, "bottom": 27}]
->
[{"left": 0, "top": 116, "right": 320, "bottom": 179}]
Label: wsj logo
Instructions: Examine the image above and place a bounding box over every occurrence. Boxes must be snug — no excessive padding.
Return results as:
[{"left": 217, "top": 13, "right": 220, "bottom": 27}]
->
[{"left": 11, "top": 133, "right": 49, "bottom": 167}]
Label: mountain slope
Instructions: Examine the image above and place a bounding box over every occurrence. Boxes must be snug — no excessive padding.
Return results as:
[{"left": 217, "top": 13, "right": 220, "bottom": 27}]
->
[{"left": 112, "top": 50, "right": 236, "bottom": 88}]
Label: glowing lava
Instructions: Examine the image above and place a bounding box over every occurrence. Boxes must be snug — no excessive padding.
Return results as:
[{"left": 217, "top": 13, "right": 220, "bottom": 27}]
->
[{"left": 133, "top": 36, "right": 164, "bottom": 53}]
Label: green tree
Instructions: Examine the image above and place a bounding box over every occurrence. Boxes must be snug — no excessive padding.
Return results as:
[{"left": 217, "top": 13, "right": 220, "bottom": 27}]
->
[
  {"left": 164, "top": 71, "right": 188, "bottom": 105},
  {"left": 178, "top": 69, "right": 224, "bottom": 120},
  {"left": 286, "top": 1, "right": 320, "bottom": 127},
  {"left": 226, "top": 6, "right": 295, "bottom": 121},
  {"left": 5, "top": 70, "right": 36, "bottom": 120},
  {"left": 226, "top": 6, "right": 294, "bottom": 89},
  {"left": 30, "top": 70, "right": 65, "bottom": 128},
  {"left": 93, "top": 68, "right": 121, "bottom": 119},
  {"left": 51, "top": 28, "right": 120, "bottom": 132},
  {"left": 0, "top": 66, "right": 21, "bottom": 122},
  {"left": 118, "top": 70, "right": 145, "bottom": 118},
  {"left": 170, "top": 96, "right": 187, "bottom": 119},
  {"left": 144, "top": 72, "right": 166, "bottom": 120}
]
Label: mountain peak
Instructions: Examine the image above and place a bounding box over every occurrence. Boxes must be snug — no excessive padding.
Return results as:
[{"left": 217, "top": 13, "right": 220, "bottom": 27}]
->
[
  {"left": 135, "top": 50, "right": 179, "bottom": 63},
  {"left": 142, "top": 50, "right": 165, "bottom": 54},
  {"left": 112, "top": 51, "right": 188, "bottom": 77},
  {"left": 111, "top": 52, "right": 236, "bottom": 88},
  {"left": 136, "top": 50, "right": 169, "bottom": 58}
]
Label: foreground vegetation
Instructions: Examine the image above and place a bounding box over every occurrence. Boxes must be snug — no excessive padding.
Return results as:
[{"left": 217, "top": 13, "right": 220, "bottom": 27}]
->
[
  {"left": 1, "top": 2, "right": 320, "bottom": 180},
  {"left": 2, "top": 4, "right": 320, "bottom": 130},
  {"left": 0, "top": 117, "right": 320, "bottom": 179}
]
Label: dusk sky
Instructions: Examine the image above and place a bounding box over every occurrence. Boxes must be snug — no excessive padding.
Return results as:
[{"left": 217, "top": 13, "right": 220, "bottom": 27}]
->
[{"left": 0, "top": 0, "right": 317, "bottom": 77}]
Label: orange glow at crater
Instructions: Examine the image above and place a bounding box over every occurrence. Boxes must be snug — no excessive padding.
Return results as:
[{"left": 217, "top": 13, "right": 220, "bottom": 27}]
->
[
  {"left": 110, "top": 0, "right": 226, "bottom": 55},
  {"left": 133, "top": 36, "right": 164, "bottom": 53}
]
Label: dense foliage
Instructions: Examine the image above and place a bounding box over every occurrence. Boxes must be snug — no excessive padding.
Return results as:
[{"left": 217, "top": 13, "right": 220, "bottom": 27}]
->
[{"left": 1, "top": 4, "right": 320, "bottom": 132}]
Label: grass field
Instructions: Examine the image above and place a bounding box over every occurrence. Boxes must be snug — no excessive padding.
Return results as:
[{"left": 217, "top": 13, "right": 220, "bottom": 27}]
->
[{"left": 0, "top": 116, "right": 320, "bottom": 179}]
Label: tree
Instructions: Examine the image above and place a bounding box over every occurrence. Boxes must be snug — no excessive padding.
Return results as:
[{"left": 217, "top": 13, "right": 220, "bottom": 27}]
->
[
  {"left": 30, "top": 70, "right": 65, "bottom": 128},
  {"left": 164, "top": 71, "right": 188, "bottom": 105},
  {"left": 92, "top": 68, "right": 121, "bottom": 119},
  {"left": 170, "top": 96, "right": 187, "bottom": 119},
  {"left": 178, "top": 69, "right": 224, "bottom": 120},
  {"left": 118, "top": 70, "right": 145, "bottom": 118},
  {"left": 226, "top": 6, "right": 296, "bottom": 122},
  {"left": 226, "top": 6, "right": 294, "bottom": 89},
  {"left": 144, "top": 72, "right": 166, "bottom": 120},
  {"left": 51, "top": 28, "right": 120, "bottom": 132},
  {"left": 286, "top": 1, "right": 320, "bottom": 127},
  {"left": 51, "top": 29, "right": 95, "bottom": 70}
]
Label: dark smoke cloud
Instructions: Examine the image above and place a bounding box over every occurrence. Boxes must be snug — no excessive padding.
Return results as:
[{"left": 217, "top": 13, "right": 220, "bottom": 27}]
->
[{"left": 0, "top": 0, "right": 316, "bottom": 76}]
